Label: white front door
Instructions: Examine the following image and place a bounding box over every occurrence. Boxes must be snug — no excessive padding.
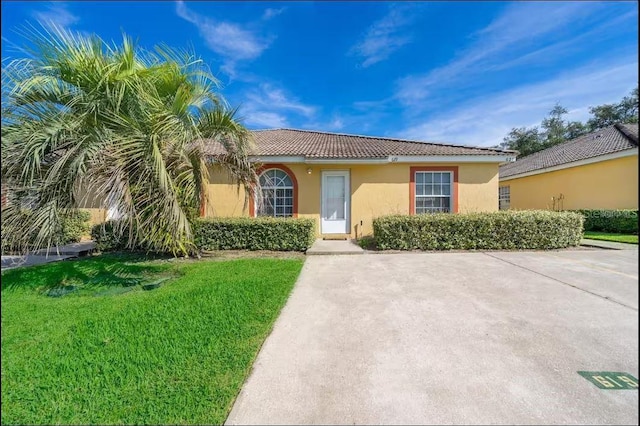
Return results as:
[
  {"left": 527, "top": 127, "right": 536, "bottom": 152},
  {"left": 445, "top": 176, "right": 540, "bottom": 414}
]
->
[{"left": 321, "top": 170, "right": 350, "bottom": 234}]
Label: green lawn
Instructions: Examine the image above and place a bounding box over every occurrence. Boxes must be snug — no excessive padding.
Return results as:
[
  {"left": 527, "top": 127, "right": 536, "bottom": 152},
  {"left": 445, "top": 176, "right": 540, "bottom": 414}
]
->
[
  {"left": 1, "top": 253, "right": 304, "bottom": 425},
  {"left": 583, "top": 231, "right": 638, "bottom": 244}
]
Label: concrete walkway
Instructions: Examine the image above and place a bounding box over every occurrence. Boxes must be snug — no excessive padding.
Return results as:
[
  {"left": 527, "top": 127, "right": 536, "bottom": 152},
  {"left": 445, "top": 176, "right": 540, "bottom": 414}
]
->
[
  {"left": 581, "top": 238, "right": 638, "bottom": 250},
  {"left": 306, "top": 239, "right": 364, "bottom": 255},
  {"left": 33, "top": 241, "right": 97, "bottom": 256},
  {"left": 227, "top": 250, "right": 638, "bottom": 425},
  {"left": 1, "top": 241, "right": 96, "bottom": 271},
  {"left": 1, "top": 254, "right": 74, "bottom": 270}
]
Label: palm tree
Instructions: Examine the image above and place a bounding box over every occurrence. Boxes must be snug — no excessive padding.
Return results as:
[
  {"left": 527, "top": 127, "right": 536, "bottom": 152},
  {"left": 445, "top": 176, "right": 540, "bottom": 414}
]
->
[{"left": 1, "top": 24, "right": 256, "bottom": 256}]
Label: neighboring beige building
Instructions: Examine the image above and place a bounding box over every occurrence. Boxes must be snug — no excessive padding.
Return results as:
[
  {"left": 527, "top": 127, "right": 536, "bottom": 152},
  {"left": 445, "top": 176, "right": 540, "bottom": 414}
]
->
[
  {"left": 499, "top": 123, "right": 638, "bottom": 211},
  {"left": 203, "top": 129, "right": 515, "bottom": 238}
]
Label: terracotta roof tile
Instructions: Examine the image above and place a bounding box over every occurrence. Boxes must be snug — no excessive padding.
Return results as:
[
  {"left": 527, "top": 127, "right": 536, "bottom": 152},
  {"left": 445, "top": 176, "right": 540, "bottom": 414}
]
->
[
  {"left": 203, "top": 128, "right": 514, "bottom": 159},
  {"left": 500, "top": 123, "right": 639, "bottom": 179}
]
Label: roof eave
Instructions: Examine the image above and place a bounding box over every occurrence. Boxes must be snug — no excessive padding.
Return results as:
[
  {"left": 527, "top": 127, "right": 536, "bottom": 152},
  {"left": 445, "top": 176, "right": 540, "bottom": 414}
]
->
[
  {"left": 499, "top": 147, "right": 639, "bottom": 181},
  {"left": 208, "top": 154, "right": 516, "bottom": 164}
]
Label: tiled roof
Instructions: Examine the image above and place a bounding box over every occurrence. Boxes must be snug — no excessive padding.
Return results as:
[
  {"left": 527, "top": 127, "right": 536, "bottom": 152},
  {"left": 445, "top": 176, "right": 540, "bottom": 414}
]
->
[
  {"left": 500, "top": 123, "right": 638, "bottom": 179},
  {"left": 203, "top": 128, "right": 514, "bottom": 159}
]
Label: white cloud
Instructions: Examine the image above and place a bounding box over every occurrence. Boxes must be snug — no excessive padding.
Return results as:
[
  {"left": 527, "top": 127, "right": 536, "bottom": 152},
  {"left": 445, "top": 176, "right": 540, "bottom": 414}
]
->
[
  {"left": 175, "top": 1, "right": 271, "bottom": 76},
  {"left": 398, "top": 59, "right": 639, "bottom": 147},
  {"left": 488, "top": 9, "right": 638, "bottom": 72},
  {"left": 243, "top": 111, "right": 289, "bottom": 128},
  {"left": 349, "top": 4, "right": 417, "bottom": 68},
  {"left": 32, "top": 3, "right": 79, "bottom": 29},
  {"left": 240, "top": 83, "right": 316, "bottom": 128},
  {"left": 396, "top": 2, "right": 607, "bottom": 105},
  {"left": 262, "top": 7, "right": 285, "bottom": 20},
  {"left": 246, "top": 83, "right": 315, "bottom": 117},
  {"left": 302, "top": 116, "right": 346, "bottom": 132},
  {"left": 328, "top": 117, "right": 344, "bottom": 130}
]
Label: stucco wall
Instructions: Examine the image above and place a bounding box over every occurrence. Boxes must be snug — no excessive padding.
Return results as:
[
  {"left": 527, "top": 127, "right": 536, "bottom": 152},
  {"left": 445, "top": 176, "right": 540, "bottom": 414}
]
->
[
  {"left": 80, "top": 208, "right": 107, "bottom": 226},
  {"left": 75, "top": 184, "right": 108, "bottom": 226},
  {"left": 203, "top": 167, "right": 251, "bottom": 217},
  {"left": 204, "top": 162, "right": 500, "bottom": 237},
  {"left": 499, "top": 154, "right": 638, "bottom": 210}
]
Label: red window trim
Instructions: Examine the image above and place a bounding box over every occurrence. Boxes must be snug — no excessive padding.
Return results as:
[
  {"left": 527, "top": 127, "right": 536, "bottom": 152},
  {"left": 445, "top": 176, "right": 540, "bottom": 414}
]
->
[
  {"left": 409, "top": 166, "right": 459, "bottom": 214},
  {"left": 249, "top": 164, "right": 299, "bottom": 218}
]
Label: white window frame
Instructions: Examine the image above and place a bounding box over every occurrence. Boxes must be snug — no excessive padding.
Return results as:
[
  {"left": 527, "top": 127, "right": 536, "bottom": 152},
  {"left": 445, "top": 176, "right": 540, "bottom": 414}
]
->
[
  {"left": 499, "top": 186, "right": 510, "bottom": 210},
  {"left": 414, "top": 171, "right": 453, "bottom": 214},
  {"left": 256, "top": 168, "right": 294, "bottom": 218}
]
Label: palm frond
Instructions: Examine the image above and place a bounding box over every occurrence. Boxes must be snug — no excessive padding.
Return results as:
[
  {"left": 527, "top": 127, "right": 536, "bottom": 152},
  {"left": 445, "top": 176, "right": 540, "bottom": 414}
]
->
[{"left": 2, "top": 23, "right": 257, "bottom": 256}]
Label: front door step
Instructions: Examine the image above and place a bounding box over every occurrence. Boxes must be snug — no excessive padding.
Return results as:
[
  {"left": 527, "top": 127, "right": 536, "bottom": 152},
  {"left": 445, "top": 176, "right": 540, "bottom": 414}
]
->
[
  {"left": 322, "top": 234, "right": 349, "bottom": 241},
  {"left": 306, "top": 239, "right": 364, "bottom": 255}
]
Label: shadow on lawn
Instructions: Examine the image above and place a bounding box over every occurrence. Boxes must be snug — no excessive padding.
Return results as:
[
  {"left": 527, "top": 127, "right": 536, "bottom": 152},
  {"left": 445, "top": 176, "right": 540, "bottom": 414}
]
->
[{"left": 1, "top": 252, "right": 177, "bottom": 293}]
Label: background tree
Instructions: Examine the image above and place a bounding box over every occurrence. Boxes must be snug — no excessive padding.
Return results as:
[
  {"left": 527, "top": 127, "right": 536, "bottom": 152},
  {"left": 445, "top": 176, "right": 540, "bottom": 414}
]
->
[
  {"left": 500, "top": 87, "right": 638, "bottom": 158},
  {"left": 540, "top": 104, "right": 589, "bottom": 149},
  {"left": 1, "top": 25, "right": 257, "bottom": 256},
  {"left": 500, "top": 127, "right": 542, "bottom": 157},
  {"left": 565, "top": 121, "right": 589, "bottom": 140},
  {"left": 540, "top": 104, "right": 569, "bottom": 148},
  {"left": 587, "top": 87, "right": 639, "bottom": 130}
]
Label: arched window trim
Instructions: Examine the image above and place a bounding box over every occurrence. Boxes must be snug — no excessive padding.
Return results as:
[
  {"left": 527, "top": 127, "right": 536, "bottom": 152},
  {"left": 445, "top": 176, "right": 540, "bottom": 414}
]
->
[
  {"left": 260, "top": 168, "right": 294, "bottom": 190},
  {"left": 249, "top": 164, "right": 299, "bottom": 218}
]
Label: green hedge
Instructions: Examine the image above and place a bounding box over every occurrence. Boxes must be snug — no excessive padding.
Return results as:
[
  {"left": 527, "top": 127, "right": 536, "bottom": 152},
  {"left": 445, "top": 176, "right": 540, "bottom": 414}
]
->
[
  {"left": 90, "top": 220, "right": 138, "bottom": 252},
  {"left": 575, "top": 209, "right": 638, "bottom": 234},
  {"left": 194, "top": 217, "right": 316, "bottom": 252},
  {"left": 1, "top": 209, "right": 90, "bottom": 252},
  {"left": 373, "top": 211, "right": 583, "bottom": 250},
  {"left": 59, "top": 210, "right": 92, "bottom": 244},
  {"left": 92, "top": 217, "right": 316, "bottom": 253}
]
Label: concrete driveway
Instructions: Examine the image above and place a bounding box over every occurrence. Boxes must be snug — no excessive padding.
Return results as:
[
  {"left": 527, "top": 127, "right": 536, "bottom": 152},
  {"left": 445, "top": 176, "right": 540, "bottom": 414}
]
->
[{"left": 227, "top": 249, "right": 638, "bottom": 425}]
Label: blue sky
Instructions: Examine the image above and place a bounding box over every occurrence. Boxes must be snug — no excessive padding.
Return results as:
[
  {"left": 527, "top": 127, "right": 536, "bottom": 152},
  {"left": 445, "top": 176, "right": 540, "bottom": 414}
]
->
[{"left": 1, "top": 1, "right": 638, "bottom": 147}]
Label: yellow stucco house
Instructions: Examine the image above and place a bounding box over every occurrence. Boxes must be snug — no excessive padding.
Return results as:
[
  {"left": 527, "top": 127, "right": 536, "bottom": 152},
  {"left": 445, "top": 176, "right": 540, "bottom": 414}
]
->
[
  {"left": 498, "top": 123, "right": 638, "bottom": 211},
  {"left": 203, "top": 129, "right": 515, "bottom": 238}
]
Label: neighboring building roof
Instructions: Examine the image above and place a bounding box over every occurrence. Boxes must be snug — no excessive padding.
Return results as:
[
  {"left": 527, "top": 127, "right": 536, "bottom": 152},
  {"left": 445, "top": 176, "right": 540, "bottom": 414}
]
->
[
  {"left": 203, "top": 128, "right": 515, "bottom": 159},
  {"left": 500, "top": 123, "right": 639, "bottom": 179}
]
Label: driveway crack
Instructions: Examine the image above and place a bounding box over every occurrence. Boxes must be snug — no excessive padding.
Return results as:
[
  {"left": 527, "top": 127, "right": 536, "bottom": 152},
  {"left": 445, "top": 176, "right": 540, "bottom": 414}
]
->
[{"left": 482, "top": 252, "right": 637, "bottom": 311}]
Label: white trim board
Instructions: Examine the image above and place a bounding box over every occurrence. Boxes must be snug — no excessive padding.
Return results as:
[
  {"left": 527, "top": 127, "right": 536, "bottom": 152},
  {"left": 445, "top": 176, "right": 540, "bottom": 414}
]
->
[
  {"left": 499, "top": 148, "right": 638, "bottom": 182},
  {"left": 210, "top": 154, "right": 515, "bottom": 164},
  {"left": 391, "top": 155, "right": 515, "bottom": 163}
]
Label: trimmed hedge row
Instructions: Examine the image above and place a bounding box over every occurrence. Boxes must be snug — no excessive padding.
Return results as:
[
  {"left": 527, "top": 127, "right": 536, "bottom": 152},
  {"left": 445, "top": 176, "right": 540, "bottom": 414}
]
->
[
  {"left": 575, "top": 209, "right": 638, "bottom": 234},
  {"left": 1, "top": 209, "right": 91, "bottom": 252},
  {"left": 194, "top": 217, "right": 316, "bottom": 252},
  {"left": 92, "top": 217, "right": 316, "bottom": 253},
  {"left": 90, "top": 220, "right": 140, "bottom": 252},
  {"left": 59, "top": 210, "right": 92, "bottom": 244},
  {"left": 373, "top": 211, "right": 583, "bottom": 250}
]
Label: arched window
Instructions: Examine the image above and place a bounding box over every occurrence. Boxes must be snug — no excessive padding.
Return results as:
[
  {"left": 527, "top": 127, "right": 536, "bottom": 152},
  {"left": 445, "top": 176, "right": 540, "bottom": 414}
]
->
[{"left": 257, "top": 168, "right": 294, "bottom": 217}]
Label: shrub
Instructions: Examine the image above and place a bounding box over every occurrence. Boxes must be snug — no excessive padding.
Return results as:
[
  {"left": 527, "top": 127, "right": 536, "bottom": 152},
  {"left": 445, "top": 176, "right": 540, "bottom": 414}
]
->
[
  {"left": 60, "top": 210, "right": 92, "bottom": 244},
  {"left": 373, "top": 211, "right": 583, "bottom": 251},
  {"left": 1, "top": 209, "right": 90, "bottom": 253},
  {"left": 356, "top": 235, "right": 377, "bottom": 250},
  {"left": 193, "top": 217, "right": 316, "bottom": 252},
  {"left": 91, "top": 220, "right": 144, "bottom": 252},
  {"left": 575, "top": 209, "right": 638, "bottom": 234}
]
